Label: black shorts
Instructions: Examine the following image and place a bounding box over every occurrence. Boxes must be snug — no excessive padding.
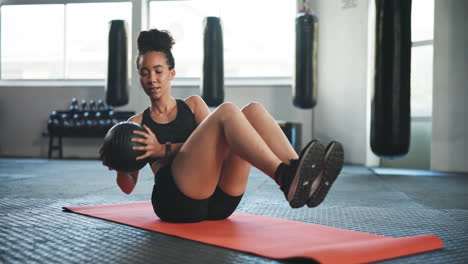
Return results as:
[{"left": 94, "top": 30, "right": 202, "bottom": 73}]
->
[{"left": 151, "top": 165, "right": 243, "bottom": 223}]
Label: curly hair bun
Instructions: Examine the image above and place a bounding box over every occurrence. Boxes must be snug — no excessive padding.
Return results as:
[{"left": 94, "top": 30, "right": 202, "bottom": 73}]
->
[{"left": 137, "top": 29, "right": 175, "bottom": 53}]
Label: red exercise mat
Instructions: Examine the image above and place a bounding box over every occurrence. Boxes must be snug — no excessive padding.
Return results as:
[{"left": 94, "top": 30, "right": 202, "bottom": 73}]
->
[{"left": 64, "top": 201, "right": 443, "bottom": 264}]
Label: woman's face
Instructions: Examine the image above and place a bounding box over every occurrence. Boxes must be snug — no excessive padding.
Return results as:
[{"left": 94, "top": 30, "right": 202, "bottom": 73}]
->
[{"left": 138, "top": 51, "right": 175, "bottom": 101}]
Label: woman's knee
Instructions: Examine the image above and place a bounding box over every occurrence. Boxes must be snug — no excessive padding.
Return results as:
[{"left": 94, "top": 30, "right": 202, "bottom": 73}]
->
[
  {"left": 213, "top": 102, "right": 241, "bottom": 120},
  {"left": 241, "top": 102, "right": 265, "bottom": 118},
  {"left": 218, "top": 102, "right": 239, "bottom": 112}
]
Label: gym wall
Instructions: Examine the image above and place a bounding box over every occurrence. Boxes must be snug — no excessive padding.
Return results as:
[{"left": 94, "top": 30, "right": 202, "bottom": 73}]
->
[{"left": 0, "top": 84, "right": 105, "bottom": 158}]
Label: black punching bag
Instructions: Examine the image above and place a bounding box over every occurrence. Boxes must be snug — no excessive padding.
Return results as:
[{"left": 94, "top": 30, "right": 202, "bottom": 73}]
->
[
  {"left": 293, "top": 13, "right": 319, "bottom": 109},
  {"left": 106, "top": 20, "right": 129, "bottom": 107},
  {"left": 371, "top": 0, "right": 412, "bottom": 157},
  {"left": 201, "top": 17, "right": 224, "bottom": 107}
]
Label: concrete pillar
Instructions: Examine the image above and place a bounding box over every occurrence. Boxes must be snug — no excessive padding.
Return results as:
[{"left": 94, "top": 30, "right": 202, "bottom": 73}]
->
[
  {"left": 125, "top": 0, "right": 149, "bottom": 113},
  {"left": 431, "top": 0, "right": 468, "bottom": 172}
]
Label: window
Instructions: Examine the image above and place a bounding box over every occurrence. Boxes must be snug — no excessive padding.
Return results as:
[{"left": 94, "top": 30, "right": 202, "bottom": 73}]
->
[
  {"left": 149, "top": 0, "right": 296, "bottom": 78},
  {"left": 411, "top": 45, "right": 433, "bottom": 117},
  {"left": 2, "top": 0, "right": 296, "bottom": 81},
  {"left": 1, "top": 4, "right": 65, "bottom": 79},
  {"left": 410, "top": 0, "right": 434, "bottom": 117},
  {"left": 1, "top": 2, "right": 132, "bottom": 80}
]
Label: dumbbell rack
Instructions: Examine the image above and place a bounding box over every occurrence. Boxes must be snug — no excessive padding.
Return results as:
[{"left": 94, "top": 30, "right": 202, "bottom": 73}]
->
[
  {"left": 45, "top": 108, "right": 302, "bottom": 159},
  {"left": 46, "top": 110, "right": 134, "bottom": 159}
]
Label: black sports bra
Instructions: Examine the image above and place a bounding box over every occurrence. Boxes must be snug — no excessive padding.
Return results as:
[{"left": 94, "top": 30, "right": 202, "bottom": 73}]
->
[{"left": 141, "top": 99, "right": 197, "bottom": 144}]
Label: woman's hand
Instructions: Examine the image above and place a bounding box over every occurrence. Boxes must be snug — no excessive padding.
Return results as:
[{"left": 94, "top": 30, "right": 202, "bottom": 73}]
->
[{"left": 131, "top": 125, "right": 164, "bottom": 160}]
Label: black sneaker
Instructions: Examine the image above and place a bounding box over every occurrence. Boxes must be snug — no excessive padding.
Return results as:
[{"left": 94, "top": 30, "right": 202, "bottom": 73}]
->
[
  {"left": 275, "top": 140, "right": 325, "bottom": 208},
  {"left": 306, "top": 141, "right": 344, "bottom": 208}
]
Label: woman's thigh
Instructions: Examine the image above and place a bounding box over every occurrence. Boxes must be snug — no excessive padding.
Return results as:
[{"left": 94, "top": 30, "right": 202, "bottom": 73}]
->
[
  {"left": 171, "top": 103, "right": 237, "bottom": 199},
  {"left": 217, "top": 151, "right": 251, "bottom": 197}
]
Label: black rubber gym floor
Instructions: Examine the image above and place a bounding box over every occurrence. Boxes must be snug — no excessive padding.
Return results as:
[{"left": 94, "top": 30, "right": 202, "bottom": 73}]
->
[{"left": 0, "top": 158, "right": 467, "bottom": 263}]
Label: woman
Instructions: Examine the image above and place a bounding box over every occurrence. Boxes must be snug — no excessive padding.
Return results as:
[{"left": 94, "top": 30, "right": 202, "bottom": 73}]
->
[{"left": 101, "top": 29, "right": 344, "bottom": 223}]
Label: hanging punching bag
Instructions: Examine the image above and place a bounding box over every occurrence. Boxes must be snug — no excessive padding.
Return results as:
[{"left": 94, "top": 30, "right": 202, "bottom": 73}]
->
[
  {"left": 293, "top": 13, "right": 319, "bottom": 109},
  {"left": 371, "top": 0, "right": 412, "bottom": 157},
  {"left": 106, "top": 20, "right": 129, "bottom": 107},
  {"left": 201, "top": 17, "right": 224, "bottom": 107}
]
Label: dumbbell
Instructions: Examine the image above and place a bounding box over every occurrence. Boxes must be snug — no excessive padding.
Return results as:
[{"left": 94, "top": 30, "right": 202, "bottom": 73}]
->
[
  {"left": 95, "top": 111, "right": 108, "bottom": 135},
  {"left": 71, "top": 112, "right": 84, "bottom": 135},
  {"left": 47, "top": 111, "right": 60, "bottom": 135},
  {"left": 81, "top": 99, "right": 88, "bottom": 112},
  {"left": 104, "top": 110, "right": 115, "bottom": 131},
  {"left": 59, "top": 113, "right": 72, "bottom": 135},
  {"left": 83, "top": 111, "right": 96, "bottom": 128},
  {"left": 89, "top": 99, "right": 97, "bottom": 111},
  {"left": 97, "top": 99, "right": 107, "bottom": 111},
  {"left": 69, "top": 97, "right": 79, "bottom": 113}
]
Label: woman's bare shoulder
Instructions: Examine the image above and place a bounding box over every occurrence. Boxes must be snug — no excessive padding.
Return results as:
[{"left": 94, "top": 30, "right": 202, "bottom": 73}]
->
[
  {"left": 128, "top": 112, "right": 144, "bottom": 124},
  {"left": 184, "top": 95, "right": 204, "bottom": 112}
]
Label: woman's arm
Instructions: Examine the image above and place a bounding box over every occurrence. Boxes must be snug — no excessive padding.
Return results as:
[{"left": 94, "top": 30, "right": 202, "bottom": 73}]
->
[
  {"left": 132, "top": 96, "right": 209, "bottom": 160},
  {"left": 101, "top": 113, "right": 143, "bottom": 194},
  {"left": 100, "top": 148, "right": 140, "bottom": 194},
  {"left": 128, "top": 113, "right": 143, "bottom": 125},
  {"left": 185, "top": 95, "right": 210, "bottom": 125}
]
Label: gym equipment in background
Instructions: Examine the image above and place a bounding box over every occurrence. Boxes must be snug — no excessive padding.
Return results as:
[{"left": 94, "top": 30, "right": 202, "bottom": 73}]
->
[
  {"left": 371, "top": 0, "right": 412, "bottom": 157},
  {"left": 277, "top": 121, "right": 302, "bottom": 154},
  {"left": 201, "top": 16, "right": 224, "bottom": 107},
  {"left": 46, "top": 98, "right": 135, "bottom": 159},
  {"left": 293, "top": 12, "right": 319, "bottom": 109},
  {"left": 106, "top": 20, "right": 129, "bottom": 107},
  {"left": 101, "top": 122, "right": 149, "bottom": 172}
]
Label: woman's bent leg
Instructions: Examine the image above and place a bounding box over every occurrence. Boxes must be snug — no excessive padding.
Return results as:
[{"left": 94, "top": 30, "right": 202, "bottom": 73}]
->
[
  {"left": 215, "top": 102, "right": 298, "bottom": 196},
  {"left": 172, "top": 103, "right": 282, "bottom": 200},
  {"left": 241, "top": 102, "right": 299, "bottom": 163},
  {"left": 217, "top": 152, "right": 251, "bottom": 196},
  {"left": 173, "top": 102, "right": 324, "bottom": 209}
]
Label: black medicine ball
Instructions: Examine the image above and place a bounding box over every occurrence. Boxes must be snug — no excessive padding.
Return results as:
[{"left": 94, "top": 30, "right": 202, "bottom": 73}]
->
[{"left": 101, "top": 121, "right": 148, "bottom": 172}]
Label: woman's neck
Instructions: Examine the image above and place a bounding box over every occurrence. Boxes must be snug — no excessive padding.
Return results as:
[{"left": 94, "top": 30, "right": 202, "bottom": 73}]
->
[{"left": 150, "top": 97, "right": 177, "bottom": 114}]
